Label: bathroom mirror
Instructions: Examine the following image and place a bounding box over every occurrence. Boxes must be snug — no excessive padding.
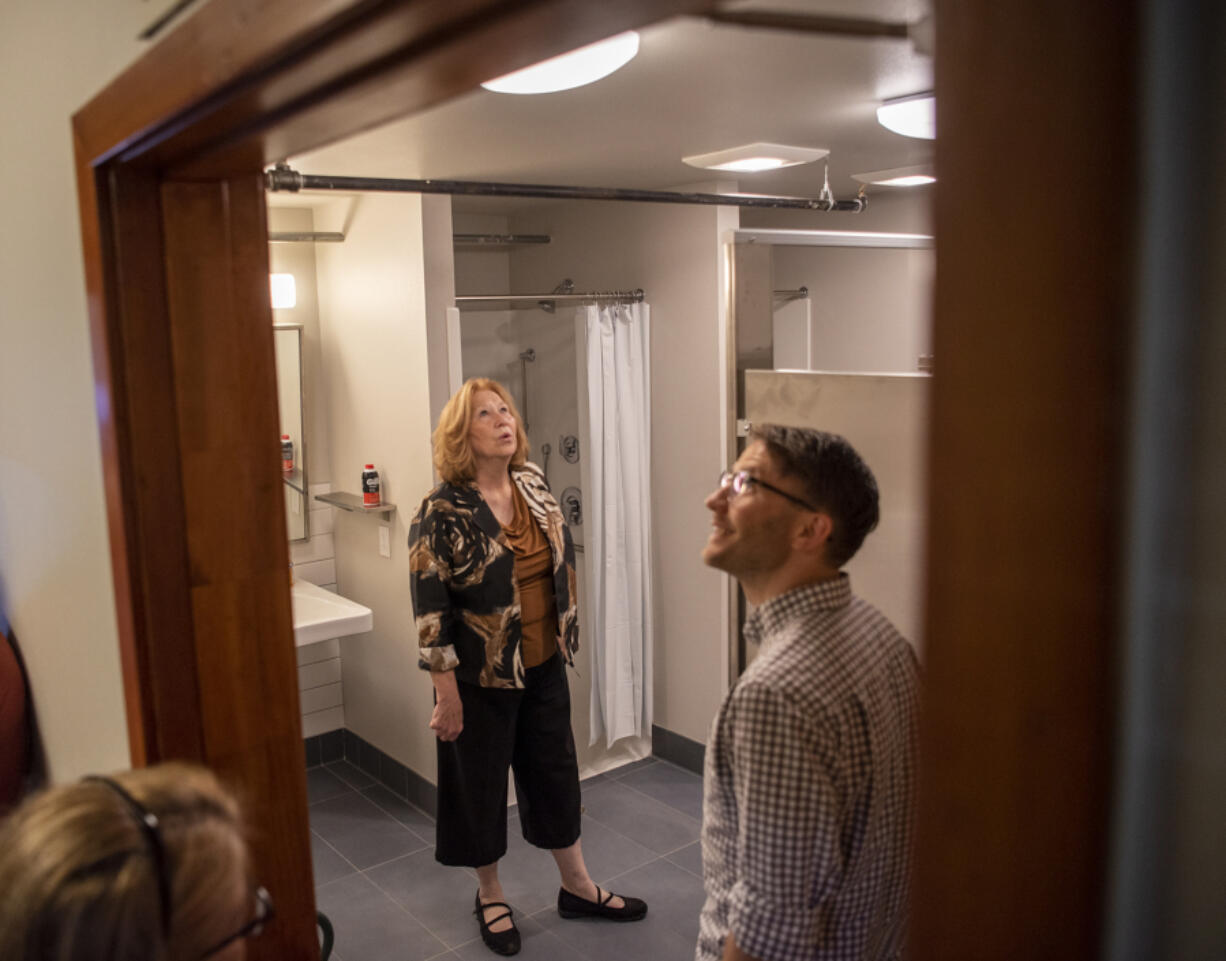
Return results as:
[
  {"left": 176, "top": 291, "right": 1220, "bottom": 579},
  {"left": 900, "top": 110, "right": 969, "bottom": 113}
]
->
[{"left": 274, "top": 324, "right": 309, "bottom": 541}]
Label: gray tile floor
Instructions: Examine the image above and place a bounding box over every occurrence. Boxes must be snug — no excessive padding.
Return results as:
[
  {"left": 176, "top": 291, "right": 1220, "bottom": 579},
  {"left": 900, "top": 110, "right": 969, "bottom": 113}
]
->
[{"left": 308, "top": 757, "right": 705, "bottom": 961}]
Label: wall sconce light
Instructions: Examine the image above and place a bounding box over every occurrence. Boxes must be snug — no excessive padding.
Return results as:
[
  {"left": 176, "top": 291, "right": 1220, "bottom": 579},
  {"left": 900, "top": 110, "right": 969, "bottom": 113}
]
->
[{"left": 270, "top": 273, "right": 296, "bottom": 309}]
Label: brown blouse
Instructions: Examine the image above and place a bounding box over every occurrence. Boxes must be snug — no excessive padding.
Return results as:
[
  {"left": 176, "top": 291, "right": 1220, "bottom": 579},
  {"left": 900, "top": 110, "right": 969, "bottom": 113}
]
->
[{"left": 501, "top": 485, "right": 558, "bottom": 668}]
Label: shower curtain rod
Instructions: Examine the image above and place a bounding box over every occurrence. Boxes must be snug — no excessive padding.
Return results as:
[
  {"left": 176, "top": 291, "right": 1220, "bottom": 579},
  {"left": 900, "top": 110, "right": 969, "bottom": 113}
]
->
[
  {"left": 456, "top": 289, "right": 644, "bottom": 306},
  {"left": 265, "top": 164, "right": 866, "bottom": 213}
]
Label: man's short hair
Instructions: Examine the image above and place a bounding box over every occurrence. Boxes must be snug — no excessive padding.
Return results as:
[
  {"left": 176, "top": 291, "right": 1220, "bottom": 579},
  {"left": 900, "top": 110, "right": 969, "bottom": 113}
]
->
[{"left": 749, "top": 424, "right": 880, "bottom": 567}]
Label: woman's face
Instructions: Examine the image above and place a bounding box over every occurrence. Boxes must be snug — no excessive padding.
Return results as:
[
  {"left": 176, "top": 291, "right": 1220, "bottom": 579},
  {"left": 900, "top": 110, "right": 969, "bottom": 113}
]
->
[{"left": 467, "top": 389, "right": 518, "bottom": 463}]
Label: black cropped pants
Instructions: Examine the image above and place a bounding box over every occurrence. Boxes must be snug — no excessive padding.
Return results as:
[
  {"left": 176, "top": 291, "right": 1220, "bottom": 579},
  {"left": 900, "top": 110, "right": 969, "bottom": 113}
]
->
[{"left": 435, "top": 653, "right": 582, "bottom": 867}]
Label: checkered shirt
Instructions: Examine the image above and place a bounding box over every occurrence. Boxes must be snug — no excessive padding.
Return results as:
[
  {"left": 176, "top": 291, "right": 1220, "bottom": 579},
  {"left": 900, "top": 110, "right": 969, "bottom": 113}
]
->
[{"left": 697, "top": 575, "right": 920, "bottom": 961}]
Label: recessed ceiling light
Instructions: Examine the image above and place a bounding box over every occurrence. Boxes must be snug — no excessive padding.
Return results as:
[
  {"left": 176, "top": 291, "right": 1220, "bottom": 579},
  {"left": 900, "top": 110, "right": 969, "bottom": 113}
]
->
[
  {"left": 876, "top": 94, "right": 936, "bottom": 140},
  {"left": 481, "top": 31, "right": 640, "bottom": 94},
  {"left": 852, "top": 165, "right": 936, "bottom": 187},
  {"left": 682, "top": 143, "right": 830, "bottom": 172}
]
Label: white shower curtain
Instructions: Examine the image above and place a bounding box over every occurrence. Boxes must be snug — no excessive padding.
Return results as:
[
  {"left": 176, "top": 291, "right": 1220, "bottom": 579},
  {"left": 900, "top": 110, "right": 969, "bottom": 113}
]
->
[{"left": 579, "top": 302, "right": 653, "bottom": 747}]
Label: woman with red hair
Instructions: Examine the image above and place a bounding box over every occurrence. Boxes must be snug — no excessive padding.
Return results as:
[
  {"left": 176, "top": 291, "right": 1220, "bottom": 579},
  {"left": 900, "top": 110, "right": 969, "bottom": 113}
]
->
[{"left": 410, "top": 378, "right": 645, "bottom": 956}]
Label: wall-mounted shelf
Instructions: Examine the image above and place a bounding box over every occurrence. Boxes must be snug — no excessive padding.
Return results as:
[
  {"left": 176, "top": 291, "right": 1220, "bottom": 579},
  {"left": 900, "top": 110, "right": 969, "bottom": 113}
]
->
[
  {"left": 314, "top": 491, "right": 396, "bottom": 518},
  {"left": 282, "top": 468, "right": 306, "bottom": 496}
]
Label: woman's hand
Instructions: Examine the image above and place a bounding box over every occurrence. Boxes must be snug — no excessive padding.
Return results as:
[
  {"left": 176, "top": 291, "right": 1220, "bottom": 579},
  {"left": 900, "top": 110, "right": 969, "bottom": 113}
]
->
[
  {"left": 430, "top": 695, "right": 463, "bottom": 741},
  {"left": 429, "top": 671, "right": 463, "bottom": 741}
]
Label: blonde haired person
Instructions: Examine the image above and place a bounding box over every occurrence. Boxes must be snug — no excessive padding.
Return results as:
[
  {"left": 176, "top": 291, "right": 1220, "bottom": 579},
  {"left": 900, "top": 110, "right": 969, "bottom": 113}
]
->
[
  {"left": 410, "top": 378, "right": 646, "bottom": 957},
  {"left": 0, "top": 762, "right": 271, "bottom": 961}
]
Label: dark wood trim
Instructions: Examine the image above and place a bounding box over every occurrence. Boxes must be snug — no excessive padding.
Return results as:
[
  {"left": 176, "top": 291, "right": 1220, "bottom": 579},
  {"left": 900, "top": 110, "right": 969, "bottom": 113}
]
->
[
  {"left": 158, "top": 175, "right": 317, "bottom": 959},
  {"left": 74, "top": 0, "right": 703, "bottom": 177},
  {"left": 74, "top": 136, "right": 147, "bottom": 765},
  {"left": 107, "top": 167, "right": 206, "bottom": 764},
  {"left": 76, "top": 151, "right": 203, "bottom": 767},
  {"left": 912, "top": 2, "right": 1138, "bottom": 958}
]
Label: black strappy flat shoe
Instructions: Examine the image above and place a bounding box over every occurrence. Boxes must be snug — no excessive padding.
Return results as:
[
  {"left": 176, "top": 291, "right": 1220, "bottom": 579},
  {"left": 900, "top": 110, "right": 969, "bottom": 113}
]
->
[
  {"left": 557, "top": 885, "right": 648, "bottom": 922},
  {"left": 474, "top": 891, "right": 521, "bottom": 956}
]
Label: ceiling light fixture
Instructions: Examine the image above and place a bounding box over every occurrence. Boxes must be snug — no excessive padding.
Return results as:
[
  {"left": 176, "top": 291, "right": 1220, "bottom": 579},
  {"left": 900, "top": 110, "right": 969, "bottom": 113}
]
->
[
  {"left": 852, "top": 165, "right": 936, "bottom": 187},
  {"left": 481, "top": 31, "right": 640, "bottom": 94},
  {"left": 876, "top": 93, "right": 936, "bottom": 140},
  {"left": 682, "top": 143, "right": 829, "bottom": 173}
]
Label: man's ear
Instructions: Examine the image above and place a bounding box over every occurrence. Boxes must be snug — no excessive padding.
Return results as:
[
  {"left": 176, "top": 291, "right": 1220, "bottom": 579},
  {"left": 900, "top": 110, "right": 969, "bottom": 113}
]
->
[{"left": 795, "top": 511, "right": 834, "bottom": 558}]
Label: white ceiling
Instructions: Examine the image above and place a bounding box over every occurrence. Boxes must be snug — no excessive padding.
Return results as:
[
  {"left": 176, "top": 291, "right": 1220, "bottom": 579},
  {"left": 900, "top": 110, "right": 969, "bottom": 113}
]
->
[{"left": 289, "top": 1, "right": 934, "bottom": 209}]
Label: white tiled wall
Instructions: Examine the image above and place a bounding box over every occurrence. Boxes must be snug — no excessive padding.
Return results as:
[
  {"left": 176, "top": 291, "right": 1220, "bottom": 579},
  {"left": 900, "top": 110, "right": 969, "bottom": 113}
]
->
[{"left": 292, "top": 483, "right": 344, "bottom": 736}]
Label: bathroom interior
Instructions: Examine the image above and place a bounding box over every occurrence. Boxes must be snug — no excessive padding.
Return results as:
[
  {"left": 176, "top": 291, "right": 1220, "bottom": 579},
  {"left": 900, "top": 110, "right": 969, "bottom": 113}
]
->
[{"left": 267, "top": 7, "right": 934, "bottom": 958}]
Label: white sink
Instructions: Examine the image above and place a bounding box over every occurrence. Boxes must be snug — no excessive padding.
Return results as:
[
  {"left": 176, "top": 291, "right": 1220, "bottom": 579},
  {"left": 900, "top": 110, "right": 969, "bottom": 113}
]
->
[{"left": 291, "top": 579, "right": 373, "bottom": 646}]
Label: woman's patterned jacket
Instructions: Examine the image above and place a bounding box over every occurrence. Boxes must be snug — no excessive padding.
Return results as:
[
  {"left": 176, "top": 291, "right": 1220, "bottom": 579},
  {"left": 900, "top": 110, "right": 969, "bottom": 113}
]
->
[{"left": 408, "top": 462, "right": 579, "bottom": 689}]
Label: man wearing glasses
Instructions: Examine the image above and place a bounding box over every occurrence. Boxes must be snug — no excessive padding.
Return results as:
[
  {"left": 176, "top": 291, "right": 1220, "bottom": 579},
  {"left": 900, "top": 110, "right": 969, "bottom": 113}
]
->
[{"left": 696, "top": 425, "right": 920, "bottom": 961}]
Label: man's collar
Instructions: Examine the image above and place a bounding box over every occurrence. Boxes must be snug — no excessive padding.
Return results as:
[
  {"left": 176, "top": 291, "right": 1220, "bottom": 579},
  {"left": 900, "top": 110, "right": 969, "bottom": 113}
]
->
[{"left": 743, "top": 574, "right": 851, "bottom": 648}]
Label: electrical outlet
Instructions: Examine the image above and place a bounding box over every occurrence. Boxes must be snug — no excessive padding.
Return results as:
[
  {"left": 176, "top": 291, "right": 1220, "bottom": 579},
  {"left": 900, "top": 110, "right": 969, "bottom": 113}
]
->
[{"left": 378, "top": 524, "right": 391, "bottom": 558}]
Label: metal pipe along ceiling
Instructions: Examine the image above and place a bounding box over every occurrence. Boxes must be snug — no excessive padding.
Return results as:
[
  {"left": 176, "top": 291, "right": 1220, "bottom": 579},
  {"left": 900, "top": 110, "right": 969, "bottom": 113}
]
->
[{"left": 265, "top": 165, "right": 867, "bottom": 213}]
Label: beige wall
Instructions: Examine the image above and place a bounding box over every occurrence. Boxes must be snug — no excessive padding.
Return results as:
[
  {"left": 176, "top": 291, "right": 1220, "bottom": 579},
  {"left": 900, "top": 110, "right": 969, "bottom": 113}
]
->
[
  {"left": 314, "top": 193, "right": 441, "bottom": 779},
  {"left": 743, "top": 192, "right": 935, "bottom": 377},
  {"left": 421, "top": 196, "right": 459, "bottom": 428},
  {"left": 0, "top": 0, "right": 178, "bottom": 781},
  {"left": 771, "top": 246, "right": 934, "bottom": 373},
  {"left": 453, "top": 211, "right": 518, "bottom": 391}
]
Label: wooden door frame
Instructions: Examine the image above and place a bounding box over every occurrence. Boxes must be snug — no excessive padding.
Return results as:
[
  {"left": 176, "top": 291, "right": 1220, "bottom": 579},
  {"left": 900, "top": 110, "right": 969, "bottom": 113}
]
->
[
  {"left": 912, "top": 2, "right": 1137, "bottom": 957},
  {"left": 75, "top": 0, "right": 1136, "bottom": 958},
  {"left": 74, "top": 2, "right": 708, "bottom": 958}
]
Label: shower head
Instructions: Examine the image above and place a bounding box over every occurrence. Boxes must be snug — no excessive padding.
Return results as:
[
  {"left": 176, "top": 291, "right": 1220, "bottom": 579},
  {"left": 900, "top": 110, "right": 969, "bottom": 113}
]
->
[{"left": 519, "top": 348, "right": 536, "bottom": 362}]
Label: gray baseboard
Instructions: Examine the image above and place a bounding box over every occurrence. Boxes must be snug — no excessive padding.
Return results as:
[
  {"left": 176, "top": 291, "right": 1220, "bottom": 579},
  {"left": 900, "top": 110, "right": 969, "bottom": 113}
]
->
[
  {"left": 651, "top": 724, "right": 705, "bottom": 775},
  {"left": 304, "top": 728, "right": 437, "bottom": 817},
  {"left": 303, "top": 728, "right": 343, "bottom": 768},
  {"left": 305, "top": 724, "right": 704, "bottom": 815}
]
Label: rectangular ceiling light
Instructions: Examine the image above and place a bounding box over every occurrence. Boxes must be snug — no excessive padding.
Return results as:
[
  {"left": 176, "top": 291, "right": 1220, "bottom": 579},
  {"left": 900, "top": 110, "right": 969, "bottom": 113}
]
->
[
  {"left": 683, "top": 142, "right": 829, "bottom": 173},
  {"left": 852, "top": 164, "right": 936, "bottom": 187}
]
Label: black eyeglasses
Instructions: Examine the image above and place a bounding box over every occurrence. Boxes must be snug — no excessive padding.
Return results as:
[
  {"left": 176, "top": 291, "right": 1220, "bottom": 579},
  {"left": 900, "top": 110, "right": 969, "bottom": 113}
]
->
[
  {"left": 86, "top": 775, "right": 274, "bottom": 959},
  {"left": 86, "top": 776, "right": 172, "bottom": 937},
  {"left": 718, "top": 470, "right": 818, "bottom": 513},
  {"left": 199, "top": 885, "right": 275, "bottom": 959}
]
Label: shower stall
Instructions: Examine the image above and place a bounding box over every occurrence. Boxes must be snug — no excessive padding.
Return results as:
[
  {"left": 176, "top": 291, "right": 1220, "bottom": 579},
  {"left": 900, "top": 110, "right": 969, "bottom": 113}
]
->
[
  {"left": 449, "top": 280, "right": 652, "bottom": 771},
  {"left": 451, "top": 281, "right": 646, "bottom": 551}
]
